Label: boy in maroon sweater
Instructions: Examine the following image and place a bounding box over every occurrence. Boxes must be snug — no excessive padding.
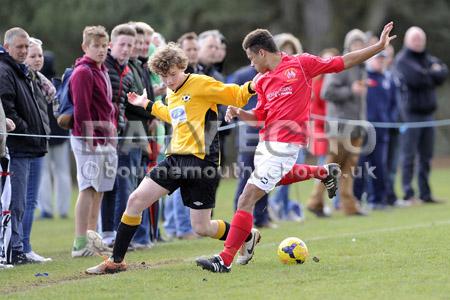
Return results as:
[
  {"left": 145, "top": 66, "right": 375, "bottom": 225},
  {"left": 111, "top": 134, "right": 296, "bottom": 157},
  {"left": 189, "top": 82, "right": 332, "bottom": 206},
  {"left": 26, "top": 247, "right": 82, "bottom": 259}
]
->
[{"left": 70, "top": 26, "right": 118, "bottom": 257}]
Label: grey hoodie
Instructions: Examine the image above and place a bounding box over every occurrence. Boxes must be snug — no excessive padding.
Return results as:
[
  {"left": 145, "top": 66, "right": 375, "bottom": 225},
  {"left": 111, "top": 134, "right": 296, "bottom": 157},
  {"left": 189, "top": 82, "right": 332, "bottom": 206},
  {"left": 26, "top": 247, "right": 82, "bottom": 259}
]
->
[{"left": 321, "top": 29, "right": 367, "bottom": 136}]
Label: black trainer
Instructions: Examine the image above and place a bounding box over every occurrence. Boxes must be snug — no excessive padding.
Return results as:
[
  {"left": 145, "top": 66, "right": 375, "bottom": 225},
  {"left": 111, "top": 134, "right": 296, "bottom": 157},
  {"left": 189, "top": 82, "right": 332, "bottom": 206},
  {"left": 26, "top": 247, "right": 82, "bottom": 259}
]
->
[
  {"left": 196, "top": 255, "right": 231, "bottom": 273},
  {"left": 321, "top": 163, "right": 341, "bottom": 198},
  {"left": 12, "top": 252, "right": 33, "bottom": 265}
]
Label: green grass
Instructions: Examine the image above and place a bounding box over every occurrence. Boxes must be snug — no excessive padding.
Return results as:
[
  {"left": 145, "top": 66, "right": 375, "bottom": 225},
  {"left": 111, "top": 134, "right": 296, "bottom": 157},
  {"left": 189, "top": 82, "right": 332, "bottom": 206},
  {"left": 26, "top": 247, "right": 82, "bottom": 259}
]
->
[{"left": 1, "top": 168, "right": 450, "bottom": 299}]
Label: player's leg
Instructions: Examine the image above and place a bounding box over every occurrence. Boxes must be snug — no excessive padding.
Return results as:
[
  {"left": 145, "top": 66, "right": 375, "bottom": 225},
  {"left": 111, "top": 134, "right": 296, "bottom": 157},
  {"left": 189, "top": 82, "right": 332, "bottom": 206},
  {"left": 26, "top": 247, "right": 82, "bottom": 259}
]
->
[
  {"left": 278, "top": 163, "right": 341, "bottom": 198},
  {"left": 197, "top": 141, "right": 298, "bottom": 272},
  {"left": 86, "top": 177, "right": 169, "bottom": 274}
]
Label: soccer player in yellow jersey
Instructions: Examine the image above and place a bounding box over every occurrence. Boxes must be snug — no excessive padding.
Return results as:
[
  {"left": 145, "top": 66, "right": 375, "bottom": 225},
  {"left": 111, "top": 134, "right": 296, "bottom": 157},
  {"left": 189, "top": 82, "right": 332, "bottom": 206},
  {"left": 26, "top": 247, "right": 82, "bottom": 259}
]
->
[{"left": 86, "top": 42, "right": 257, "bottom": 274}]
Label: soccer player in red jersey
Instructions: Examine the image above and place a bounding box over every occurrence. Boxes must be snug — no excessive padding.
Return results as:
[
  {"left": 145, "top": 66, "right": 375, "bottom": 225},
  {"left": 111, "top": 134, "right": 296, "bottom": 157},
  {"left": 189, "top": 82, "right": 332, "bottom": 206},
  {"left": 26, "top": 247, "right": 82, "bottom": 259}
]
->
[{"left": 196, "top": 22, "right": 396, "bottom": 272}]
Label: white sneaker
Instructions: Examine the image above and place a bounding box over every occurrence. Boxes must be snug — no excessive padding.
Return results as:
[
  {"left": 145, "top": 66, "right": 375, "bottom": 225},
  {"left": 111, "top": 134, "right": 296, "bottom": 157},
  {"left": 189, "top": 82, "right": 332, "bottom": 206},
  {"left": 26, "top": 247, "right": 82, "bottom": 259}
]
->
[
  {"left": 236, "top": 228, "right": 261, "bottom": 265},
  {"left": 87, "top": 230, "right": 112, "bottom": 256},
  {"left": 71, "top": 247, "right": 96, "bottom": 258},
  {"left": 25, "top": 251, "right": 52, "bottom": 262},
  {"left": 0, "top": 261, "right": 14, "bottom": 269},
  {"left": 102, "top": 231, "right": 116, "bottom": 248}
]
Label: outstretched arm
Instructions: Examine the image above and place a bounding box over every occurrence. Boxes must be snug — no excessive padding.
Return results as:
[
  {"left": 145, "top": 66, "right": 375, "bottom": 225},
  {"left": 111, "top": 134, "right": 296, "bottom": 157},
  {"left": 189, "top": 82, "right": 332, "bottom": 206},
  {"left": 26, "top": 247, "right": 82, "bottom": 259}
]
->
[
  {"left": 343, "top": 21, "right": 396, "bottom": 69},
  {"left": 127, "top": 90, "right": 171, "bottom": 124},
  {"left": 225, "top": 106, "right": 259, "bottom": 126}
]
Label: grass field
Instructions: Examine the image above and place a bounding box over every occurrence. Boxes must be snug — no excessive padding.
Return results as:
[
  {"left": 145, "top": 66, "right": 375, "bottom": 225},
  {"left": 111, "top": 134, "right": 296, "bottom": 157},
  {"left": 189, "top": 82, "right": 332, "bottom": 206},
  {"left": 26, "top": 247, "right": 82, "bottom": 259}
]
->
[{"left": 1, "top": 168, "right": 450, "bottom": 299}]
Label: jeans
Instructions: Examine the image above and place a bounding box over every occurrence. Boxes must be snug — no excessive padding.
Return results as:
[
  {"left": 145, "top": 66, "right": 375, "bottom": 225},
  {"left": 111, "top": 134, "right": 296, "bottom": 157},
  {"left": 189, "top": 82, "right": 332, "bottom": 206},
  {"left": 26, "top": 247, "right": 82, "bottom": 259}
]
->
[
  {"left": 10, "top": 156, "right": 43, "bottom": 253},
  {"left": 163, "top": 188, "right": 192, "bottom": 237},
  {"left": 38, "top": 141, "right": 72, "bottom": 217}
]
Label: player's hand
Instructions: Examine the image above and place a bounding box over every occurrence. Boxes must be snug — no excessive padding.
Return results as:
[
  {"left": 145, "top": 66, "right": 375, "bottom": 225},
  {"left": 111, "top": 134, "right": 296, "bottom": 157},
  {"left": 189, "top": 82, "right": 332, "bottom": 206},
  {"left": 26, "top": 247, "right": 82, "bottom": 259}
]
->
[
  {"left": 127, "top": 89, "right": 148, "bottom": 108},
  {"left": 378, "top": 21, "right": 396, "bottom": 49},
  {"left": 5, "top": 118, "right": 15, "bottom": 132},
  {"left": 225, "top": 106, "right": 240, "bottom": 122}
]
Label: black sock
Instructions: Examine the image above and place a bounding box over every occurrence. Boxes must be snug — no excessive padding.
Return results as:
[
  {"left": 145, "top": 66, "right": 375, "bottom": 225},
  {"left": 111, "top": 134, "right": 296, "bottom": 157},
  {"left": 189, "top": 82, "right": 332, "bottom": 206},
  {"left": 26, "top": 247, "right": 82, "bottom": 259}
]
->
[
  {"left": 218, "top": 221, "right": 231, "bottom": 241},
  {"left": 217, "top": 220, "right": 252, "bottom": 242},
  {"left": 112, "top": 222, "right": 138, "bottom": 263}
]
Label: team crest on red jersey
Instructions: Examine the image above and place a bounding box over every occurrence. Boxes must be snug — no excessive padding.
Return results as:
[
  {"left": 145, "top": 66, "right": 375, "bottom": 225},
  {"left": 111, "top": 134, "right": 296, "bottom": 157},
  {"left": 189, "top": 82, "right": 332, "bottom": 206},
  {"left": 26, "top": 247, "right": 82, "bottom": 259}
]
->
[{"left": 284, "top": 68, "right": 298, "bottom": 82}]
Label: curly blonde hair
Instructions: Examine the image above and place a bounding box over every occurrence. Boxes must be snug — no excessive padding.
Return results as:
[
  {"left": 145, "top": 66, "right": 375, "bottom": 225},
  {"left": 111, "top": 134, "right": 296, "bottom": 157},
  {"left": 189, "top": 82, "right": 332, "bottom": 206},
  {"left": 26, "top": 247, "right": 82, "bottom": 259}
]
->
[{"left": 149, "top": 42, "right": 188, "bottom": 76}]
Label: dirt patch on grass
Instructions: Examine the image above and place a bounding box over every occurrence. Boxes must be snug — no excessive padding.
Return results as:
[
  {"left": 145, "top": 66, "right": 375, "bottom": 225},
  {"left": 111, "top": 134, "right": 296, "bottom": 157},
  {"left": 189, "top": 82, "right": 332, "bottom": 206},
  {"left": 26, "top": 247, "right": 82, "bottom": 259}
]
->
[{"left": 1, "top": 259, "right": 185, "bottom": 295}]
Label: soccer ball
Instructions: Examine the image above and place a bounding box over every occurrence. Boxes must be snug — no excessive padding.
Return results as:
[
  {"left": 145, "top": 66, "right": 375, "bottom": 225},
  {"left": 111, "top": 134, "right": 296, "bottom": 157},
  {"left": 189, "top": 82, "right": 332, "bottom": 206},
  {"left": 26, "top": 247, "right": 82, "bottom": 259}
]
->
[{"left": 277, "top": 237, "right": 309, "bottom": 264}]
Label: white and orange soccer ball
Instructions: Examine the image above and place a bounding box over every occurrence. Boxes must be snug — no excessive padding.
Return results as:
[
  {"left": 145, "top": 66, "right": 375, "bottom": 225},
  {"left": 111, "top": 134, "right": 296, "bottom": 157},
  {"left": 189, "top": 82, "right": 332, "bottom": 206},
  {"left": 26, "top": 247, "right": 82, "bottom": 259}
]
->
[{"left": 277, "top": 237, "right": 309, "bottom": 265}]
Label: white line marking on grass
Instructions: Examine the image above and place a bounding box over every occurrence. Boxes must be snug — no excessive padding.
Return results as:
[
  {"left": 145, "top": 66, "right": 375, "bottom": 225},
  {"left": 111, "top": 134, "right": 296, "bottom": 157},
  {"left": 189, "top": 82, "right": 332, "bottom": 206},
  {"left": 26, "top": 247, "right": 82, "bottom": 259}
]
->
[{"left": 257, "top": 219, "right": 450, "bottom": 249}]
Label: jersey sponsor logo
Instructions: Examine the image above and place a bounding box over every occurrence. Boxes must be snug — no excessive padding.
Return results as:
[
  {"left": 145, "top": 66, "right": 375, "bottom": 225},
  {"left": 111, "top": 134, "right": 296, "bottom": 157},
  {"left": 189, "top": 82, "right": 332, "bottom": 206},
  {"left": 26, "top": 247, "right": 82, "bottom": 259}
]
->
[
  {"left": 170, "top": 106, "right": 187, "bottom": 125},
  {"left": 266, "top": 86, "right": 293, "bottom": 101}
]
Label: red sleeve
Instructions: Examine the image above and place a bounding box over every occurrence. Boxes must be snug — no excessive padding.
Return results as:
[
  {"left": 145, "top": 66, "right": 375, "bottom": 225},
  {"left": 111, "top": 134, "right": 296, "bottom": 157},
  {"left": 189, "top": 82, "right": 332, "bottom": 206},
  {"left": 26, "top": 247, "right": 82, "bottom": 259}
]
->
[
  {"left": 252, "top": 93, "right": 267, "bottom": 123},
  {"left": 70, "top": 66, "right": 94, "bottom": 127},
  {"left": 297, "top": 53, "right": 344, "bottom": 78}
]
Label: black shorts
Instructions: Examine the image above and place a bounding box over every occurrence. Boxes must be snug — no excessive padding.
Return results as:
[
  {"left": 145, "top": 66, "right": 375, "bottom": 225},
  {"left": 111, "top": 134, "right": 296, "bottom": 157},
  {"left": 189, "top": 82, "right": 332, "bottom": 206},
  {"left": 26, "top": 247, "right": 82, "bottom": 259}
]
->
[{"left": 147, "top": 155, "right": 220, "bottom": 209}]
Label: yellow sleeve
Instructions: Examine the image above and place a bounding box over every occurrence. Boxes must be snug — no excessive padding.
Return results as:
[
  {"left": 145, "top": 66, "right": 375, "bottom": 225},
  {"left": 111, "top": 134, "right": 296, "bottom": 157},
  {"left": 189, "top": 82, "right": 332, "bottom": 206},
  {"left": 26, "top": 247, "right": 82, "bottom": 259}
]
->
[
  {"left": 200, "top": 76, "right": 254, "bottom": 108},
  {"left": 150, "top": 101, "right": 171, "bottom": 123}
]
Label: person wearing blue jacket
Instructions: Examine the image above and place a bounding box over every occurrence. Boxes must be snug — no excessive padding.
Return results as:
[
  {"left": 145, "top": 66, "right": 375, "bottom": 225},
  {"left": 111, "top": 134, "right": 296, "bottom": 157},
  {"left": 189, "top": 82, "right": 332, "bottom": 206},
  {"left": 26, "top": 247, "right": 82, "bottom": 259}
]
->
[{"left": 354, "top": 51, "right": 395, "bottom": 208}]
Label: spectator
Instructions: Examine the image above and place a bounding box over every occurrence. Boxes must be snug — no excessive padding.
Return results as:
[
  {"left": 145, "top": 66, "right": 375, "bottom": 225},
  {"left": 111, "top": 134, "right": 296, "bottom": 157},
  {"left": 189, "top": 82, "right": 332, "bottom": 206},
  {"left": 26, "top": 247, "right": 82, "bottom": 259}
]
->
[
  {"left": 21, "top": 37, "right": 55, "bottom": 262},
  {"left": 70, "top": 26, "right": 117, "bottom": 257},
  {"left": 383, "top": 44, "right": 403, "bottom": 206},
  {"left": 100, "top": 23, "right": 137, "bottom": 248},
  {"left": 395, "top": 26, "right": 448, "bottom": 204},
  {"left": 0, "top": 95, "right": 17, "bottom": 268},
  {"left": 307, "top": 48, "right": 340, "bottom": 217},
  {"left": 353, "top": 50, "right": 395, "bottom": 209},
  {"left": 314, "top": 29, "right": 368, "bottom": 216},
  {"left": 0, "top": 28, "right": 49, "bottom": 264},
  {"left": 38, "top": 50, "right": 72, "bottom": 220},
  {"left": 178, "top": 32, "right": 204, "bottom": 74},
  {"left": 125, "top": 22, "right": 154, "bottom": 248}
]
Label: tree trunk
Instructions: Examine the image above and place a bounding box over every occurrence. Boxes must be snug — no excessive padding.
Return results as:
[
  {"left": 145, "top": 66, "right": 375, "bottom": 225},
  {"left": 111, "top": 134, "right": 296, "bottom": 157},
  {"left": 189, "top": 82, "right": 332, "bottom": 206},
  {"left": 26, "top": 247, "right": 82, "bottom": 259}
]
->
[{"left": 301, "top": 0, "right": 332, "bottom": 53}]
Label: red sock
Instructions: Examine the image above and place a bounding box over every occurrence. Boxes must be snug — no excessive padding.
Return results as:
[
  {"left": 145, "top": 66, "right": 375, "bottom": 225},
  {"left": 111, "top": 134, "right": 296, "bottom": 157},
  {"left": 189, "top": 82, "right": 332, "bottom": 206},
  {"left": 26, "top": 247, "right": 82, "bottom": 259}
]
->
[
  {"left": 278, "top": 164, "right": 328, "bottom": 186},
  {"left": 220, "top": 210, "right": 253, "bottom": 266}
]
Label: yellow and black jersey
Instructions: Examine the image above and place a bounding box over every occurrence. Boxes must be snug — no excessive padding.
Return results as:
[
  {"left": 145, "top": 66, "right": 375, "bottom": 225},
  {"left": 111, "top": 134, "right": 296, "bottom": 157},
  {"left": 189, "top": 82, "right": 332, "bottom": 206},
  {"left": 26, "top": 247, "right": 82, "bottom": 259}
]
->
[{"left": 146, "top": 74, "right": 254, "bottom": 165}]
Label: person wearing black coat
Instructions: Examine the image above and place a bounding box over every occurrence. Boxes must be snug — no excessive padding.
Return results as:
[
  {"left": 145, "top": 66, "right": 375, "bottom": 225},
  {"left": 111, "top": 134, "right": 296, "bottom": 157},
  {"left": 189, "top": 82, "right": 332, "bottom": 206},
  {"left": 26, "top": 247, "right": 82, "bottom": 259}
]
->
[
  {"left": 0, "top": 28, "right": 48, "bottom": 265},
  {"left": 395, "top": 26, "right": 448, "bottom": 204}
]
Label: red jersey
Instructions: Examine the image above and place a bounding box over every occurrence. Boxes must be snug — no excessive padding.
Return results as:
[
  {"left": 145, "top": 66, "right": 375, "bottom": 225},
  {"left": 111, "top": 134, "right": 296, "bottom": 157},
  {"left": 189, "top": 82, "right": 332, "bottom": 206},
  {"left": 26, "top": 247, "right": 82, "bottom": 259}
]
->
[{"left": 253, "top": 53, "right": 344, "bottom": 145}]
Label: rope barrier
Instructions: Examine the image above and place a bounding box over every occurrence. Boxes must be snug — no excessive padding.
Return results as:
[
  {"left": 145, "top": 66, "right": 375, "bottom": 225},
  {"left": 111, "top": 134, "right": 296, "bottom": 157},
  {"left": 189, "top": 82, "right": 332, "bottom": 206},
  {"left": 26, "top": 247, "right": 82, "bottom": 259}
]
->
[{"left": 1, "top": 115, "right": 449, "bottom": 140}]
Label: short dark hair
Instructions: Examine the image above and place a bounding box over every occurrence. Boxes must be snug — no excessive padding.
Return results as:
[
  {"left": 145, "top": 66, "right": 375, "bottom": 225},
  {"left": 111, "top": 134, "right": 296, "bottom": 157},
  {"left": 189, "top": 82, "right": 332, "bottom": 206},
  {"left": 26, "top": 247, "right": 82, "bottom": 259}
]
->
[
  {"left": 242, "top": 29, "right": 278, "bottom": 53},
  {"left": 177, "top": 32, "right": 198, "bottom": 46}
]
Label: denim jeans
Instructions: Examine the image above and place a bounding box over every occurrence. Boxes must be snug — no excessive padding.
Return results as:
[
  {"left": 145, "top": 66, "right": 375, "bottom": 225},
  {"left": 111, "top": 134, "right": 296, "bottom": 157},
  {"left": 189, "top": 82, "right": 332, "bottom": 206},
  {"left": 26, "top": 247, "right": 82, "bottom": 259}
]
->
[
  {"left": 10, "top": 156, "right": 43, "bottom": 253},
  {"left": 22, "top": 156, "right": 44, "bottom": 253},
  {"left": 163, "top": 188, "right": 192, "bottom": 237}
]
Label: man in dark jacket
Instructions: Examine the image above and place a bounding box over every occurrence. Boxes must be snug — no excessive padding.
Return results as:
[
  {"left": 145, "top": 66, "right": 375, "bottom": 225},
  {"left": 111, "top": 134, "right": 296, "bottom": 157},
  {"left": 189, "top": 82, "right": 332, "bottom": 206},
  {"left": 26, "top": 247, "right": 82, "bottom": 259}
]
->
[
  {"left": 395, "top": 26, "right": 448, "bottom": 204},
  {"left": 0, "top": 28, "right": 48, "bottom": 265}
]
